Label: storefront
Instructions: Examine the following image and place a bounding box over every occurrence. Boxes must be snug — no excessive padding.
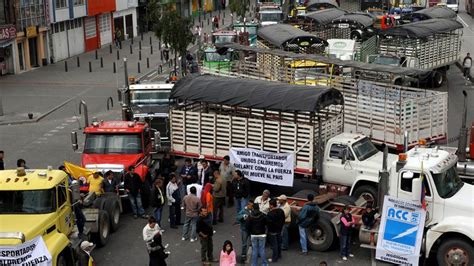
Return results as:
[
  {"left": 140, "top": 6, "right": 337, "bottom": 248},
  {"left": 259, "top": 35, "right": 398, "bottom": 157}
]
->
[
  {"left": 84, "top": 0, "right": 115, "bottom": 52},
  {"left": 0, "top": 25, "right": 17, "bottom": 75},
  {"left": 51, "top": 18, "right": 85, "bottom": 62},
  {"left": 15, "top": 26, "right": 48, "bottom": 72},
  {"left": 113, "top": 8, "right": 137, "bottom": 40}
]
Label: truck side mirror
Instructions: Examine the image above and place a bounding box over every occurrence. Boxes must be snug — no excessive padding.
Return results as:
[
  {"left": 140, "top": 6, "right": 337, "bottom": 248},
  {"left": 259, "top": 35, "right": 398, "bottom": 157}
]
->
[
  {"left": 341, "top": 149, "right": 347, "bottom": 165},
  {"left": 71, "top": 132, "right": 78, "bottom": 151},
  {"left": 411, "top": 178, "right": 422, "bottom": 202},
  {"left": 154, "top": 131, "right": 161, "bottom": 151}
]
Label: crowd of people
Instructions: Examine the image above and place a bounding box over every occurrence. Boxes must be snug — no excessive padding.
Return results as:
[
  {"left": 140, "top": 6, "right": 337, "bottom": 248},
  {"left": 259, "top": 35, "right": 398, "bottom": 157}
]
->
[{"left": 0, "top": 152, "right": 378, "bottom": 266}]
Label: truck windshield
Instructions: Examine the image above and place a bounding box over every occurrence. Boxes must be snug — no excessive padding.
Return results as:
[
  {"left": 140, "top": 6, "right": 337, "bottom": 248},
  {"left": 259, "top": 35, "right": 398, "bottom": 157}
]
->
[
  {"left": 205, "top": 52, "right": 231, "bottom": 62},
  {"left": 260, "top": 12, "right": 282, "bottom": 22},
  {"left": 446, "top": 0, "right": 457, "bottom": 4},
  {"left": 352, "top": 137, "right": 378, "bottom": 161},
  {"left": 130, "top": 90, "right": 171, "bottom": 105},
  {"left": 294, "top": 67, "right": 327, "bottom": 80},
  {"left": 214, "top": 35, "right": 236, "bottom": 44},
  {"left": 372, "top": 56, "right": 400, "bottom": 66},
  {"left": 431, "top": 166, "right": 464, "bottom": 199},
  {"left": 234, "top": 26, "right": 257, "bottom": 35},
  {"left": 0, "top": 189, "right": 55, "bottom": 214},
  {"left": 84, "top": 134, "right": 142, "bottom": 154}
]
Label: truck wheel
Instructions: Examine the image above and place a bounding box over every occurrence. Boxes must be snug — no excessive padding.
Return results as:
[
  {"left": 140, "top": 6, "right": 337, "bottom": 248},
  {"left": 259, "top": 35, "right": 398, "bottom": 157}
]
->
[
  {"left": 333, "top": 195, "right": 357, "bottom": 206},
  {"left": 105, "top": 199, "right": 121, "bottom": 232},
  {"left": 353, "top": 185, "right": 378, "bottom": 206},
  {"left": 307, "top": 213, "right": 335, "bottom": 252},
  {"left": 437, "top": 238, "right": 474, "bottom": 266},
  {"left": 57, "top": 249, "right": 73, "bottom": 266},
  {"left": 92, "top": 210, "right": 110, "bottom": 247}
]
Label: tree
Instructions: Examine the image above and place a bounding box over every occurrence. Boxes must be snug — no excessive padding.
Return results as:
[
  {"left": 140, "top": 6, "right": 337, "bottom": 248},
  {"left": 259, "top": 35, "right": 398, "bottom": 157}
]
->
[
  {"left": 147, "top": 3, "right": 195, "bottom": 74},
  {"left": 229, "top": 0, "right": 250, "bottom": 20}
]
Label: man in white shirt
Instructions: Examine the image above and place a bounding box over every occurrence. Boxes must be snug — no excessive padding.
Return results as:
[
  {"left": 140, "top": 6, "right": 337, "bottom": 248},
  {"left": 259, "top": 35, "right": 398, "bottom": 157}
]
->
[{"left": 254, "top": 189, "right": 271, "bottom": 215}]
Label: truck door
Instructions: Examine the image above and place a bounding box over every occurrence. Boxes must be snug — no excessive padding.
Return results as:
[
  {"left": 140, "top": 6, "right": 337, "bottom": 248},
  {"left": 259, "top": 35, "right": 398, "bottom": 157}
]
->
[
  {"left": 57, "top": 181, "right": 74, "bottom": 234},
  {"left": 324, "top": 143, "right": 357, "bottom": 186},
  {"left": 398, "top": 171, "right": 434, "bottom": 223}
]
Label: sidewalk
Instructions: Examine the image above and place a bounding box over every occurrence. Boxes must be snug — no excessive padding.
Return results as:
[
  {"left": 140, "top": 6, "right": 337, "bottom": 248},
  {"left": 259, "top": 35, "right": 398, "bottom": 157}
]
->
[{"left": 0, "top": 7, "right": 236, "bottom": 125}]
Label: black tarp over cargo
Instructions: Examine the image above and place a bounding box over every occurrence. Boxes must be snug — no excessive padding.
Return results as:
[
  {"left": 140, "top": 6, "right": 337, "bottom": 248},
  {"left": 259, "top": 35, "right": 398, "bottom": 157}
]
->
[
  {"left": 170, "top": 74, "right": 344, "bottom": 113},
  {"left": 257, "top": 24, "right": 328, "bottom": 51},
  {"left": 305, "top": 0, "right": 340, "bottom": 11},
  {"left": 380, "top": 18, "right": 463, "bottom": 38},
  {"left": 411, "top": 7, "right": 457, "bottom": 20},
  {"left": 302, "top": 8, "right": 346, "bottom": 26},
  {"left": 331, "top": 13, "right": 374, "bottom": 29}
]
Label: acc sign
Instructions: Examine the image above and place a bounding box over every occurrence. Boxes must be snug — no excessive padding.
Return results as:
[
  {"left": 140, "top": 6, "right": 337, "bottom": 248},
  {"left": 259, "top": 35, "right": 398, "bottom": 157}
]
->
[
  {"left": 376, "top": 196, "right": 426, "bottom": 266},
  {"left": 0, "top": 236, "right": 52, "bottom": 266}
]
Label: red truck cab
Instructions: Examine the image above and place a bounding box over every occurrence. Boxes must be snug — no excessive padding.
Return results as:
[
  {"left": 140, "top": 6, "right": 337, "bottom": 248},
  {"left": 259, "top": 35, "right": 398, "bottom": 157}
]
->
[{"left": 72, "top": 120, "right": 159, "bottom": 181}]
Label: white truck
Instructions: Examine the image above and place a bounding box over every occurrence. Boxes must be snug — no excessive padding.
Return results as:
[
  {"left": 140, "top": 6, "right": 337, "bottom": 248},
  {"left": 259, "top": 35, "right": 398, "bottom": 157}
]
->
[
  {"left": 169, "top": 74, "right": 398, "bottom": 203},
  {"left": 288, "top": 145, "right": 474, "bottom": 266}
]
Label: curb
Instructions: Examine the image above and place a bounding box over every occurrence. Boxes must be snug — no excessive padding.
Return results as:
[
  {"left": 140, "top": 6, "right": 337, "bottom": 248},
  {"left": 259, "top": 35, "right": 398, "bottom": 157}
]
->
[{"left": 0, "top": 97, "right": 75, "bottom": 126}]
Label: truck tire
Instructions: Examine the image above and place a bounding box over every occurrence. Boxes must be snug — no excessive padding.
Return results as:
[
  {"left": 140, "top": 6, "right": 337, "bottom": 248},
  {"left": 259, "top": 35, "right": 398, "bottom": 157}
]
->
[
  {"left": 92, "top": 210, "right": 110, "bottom": 247},
  {"left": 333, "top": 195, "right": 357, "bottom": 206},
  {"left": 437, "top": 238, "right": 474, "bottom": 266},
  {"left": 353, "top": 185, "right": 378, "bottom": 206},
  {"left": 105, "top": 198, "right": 121, "bottom": 232},
  {"left": 57, "top": 249, "right": 73, "bottom": 266},
  {"left": 306, "top": 212, "right": 335, "bottom": 252}
]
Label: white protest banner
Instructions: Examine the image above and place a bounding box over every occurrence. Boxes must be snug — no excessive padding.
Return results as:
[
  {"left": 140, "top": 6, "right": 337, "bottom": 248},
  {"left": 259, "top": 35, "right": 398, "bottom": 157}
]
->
[
  {"left": 376, "top": 196, "right": 426, "bottom": 266},
  {"left": 230, "top": 147, "right": 295, "bottom": 187},
  {"left": 0, "top": 236, "right": 52, "bottom": 266}
]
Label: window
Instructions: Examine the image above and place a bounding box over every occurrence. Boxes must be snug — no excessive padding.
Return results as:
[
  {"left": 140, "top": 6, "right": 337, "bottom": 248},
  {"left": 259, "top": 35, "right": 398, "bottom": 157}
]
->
[
  {"left": 54, "top": 23, "right": 59, "bottom": 33},
  {"left": 400, "top": 171, "right": 431, "bottom": 197},
  {"left": 0, "top": 189, "right": 56, "bottom": 214},
  {"left": 74, "top": 0, "right": 85, "bottom": 5},
  {"left": 66, "top": 20, "right": 70, "bottom": 30},
  {"left": 19, "top": 0, "right": 46, "bottom": 28},
  {"left": 57, "top": 182, "right": 67, "bottom": 208},
  {"left": 56, "top": 0, "right": 67, "bottom": 9},
  {"left": 59, "top": 21, "right": 65, "bottom": 32},
  {"left": 84, "top": 134, "right": 143, "bottom": 154},
  {"left": 329, "top": 144, "right": 355, "bottom": 160},
  {"left": 85, "top": 17, "right": 96, "bottom": 38}
]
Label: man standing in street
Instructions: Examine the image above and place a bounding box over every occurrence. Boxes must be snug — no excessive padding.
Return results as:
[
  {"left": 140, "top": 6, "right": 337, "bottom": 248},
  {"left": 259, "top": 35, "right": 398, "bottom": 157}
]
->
[
  {"left": 102, "top": 170, "right": 119, "bottom": 193},
  {"left": 197, "top": 207, "right": 216, "bottom": 263},
  {"left": 0, "top": 151, "right": 4, "bottom": 170},
  {"left": 151, "top": 178, "right": 166, "bottom": 227},
  {"left": 277, "top": 195, "right": 291, "bottom": 250},
  {"left": 219, "top": 155, "right": 235, "bottom": 207},
  {"left": 124, "top": 166, "right": 147, "bottom": 219},
  {"left": 297, "top": 194, "right": 320, "bottom": 255},
  {"left": 266, "top": 199, "right": 285, "bottom": 263},
  {"left": 87, "top": 172, "right": 104, "bottom": 196},
  {"left": 254, "top": 189, "right": 271, "bottom": 215},
  {"left": 463, "top": 53, "right": 472, "bottom": 80},
  {"left": 182, "top": 186, "right": 202, "bottom": 242},
  {"left": 180, "top": 158, "right": 198, "bottom": 195},
  {"left": 199, "top": 159, "right": 212, "bottom": 186},
  {"left": 233, "top": 170, "right": 250, "bottom": 214},
  {"left": 236, "top": 200, "right": 253, "bottom": 262},
  {"left": 166, "top": 173, "right": 181, "bottom": 228},
  {"left": 247, "top": 205, "right": 268, "bottom": 266},
  {"left": 212, "top": 169, "right": 226, "bottom": 224}
]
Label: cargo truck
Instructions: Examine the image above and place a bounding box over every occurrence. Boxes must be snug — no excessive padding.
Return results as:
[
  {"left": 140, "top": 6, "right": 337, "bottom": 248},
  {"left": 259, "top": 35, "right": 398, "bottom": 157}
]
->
[
  {"left": 288, "top": 144, "right": 474, "bottom": 266},
  {"left": 0, "top": 169, "right": 118, "bottom": 265},
  {"left": 169, "top": 75, "right": 401, "bottom": 203}
]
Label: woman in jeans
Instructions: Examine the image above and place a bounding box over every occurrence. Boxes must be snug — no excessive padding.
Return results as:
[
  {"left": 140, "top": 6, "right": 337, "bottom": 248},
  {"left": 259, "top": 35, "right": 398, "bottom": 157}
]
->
[
  {"left": 166, "top": 174, "right": 181, "bottom": 228},
  {"left": 151, "top": 178, "right": 165, "bottom": 227}
]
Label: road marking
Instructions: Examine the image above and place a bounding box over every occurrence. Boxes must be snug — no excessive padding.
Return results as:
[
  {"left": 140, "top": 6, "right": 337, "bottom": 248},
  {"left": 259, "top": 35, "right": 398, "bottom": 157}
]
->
[
  {"left": 61, "top": 123, "right": 69, "bottom": 126},
  {"left": 56, "top": 126, "right": 65, "bottom": 129},
  {"left": 50, "top": 129, "right": 59, "bottom": 133},
  {"left": 66, "top": 119, "right": 76, "bottom": 123},
  {"left": 371, "top": 249, "right": 377, "bottom": 266},
  {"left": 458, "top": 15, "right": 469, "bottom": 28},
  {"left": 38, "top": 137, "right": 48, "bottom": 140},
  {"left": 44, "top": 133, "right": 53, "bottom": 137}
]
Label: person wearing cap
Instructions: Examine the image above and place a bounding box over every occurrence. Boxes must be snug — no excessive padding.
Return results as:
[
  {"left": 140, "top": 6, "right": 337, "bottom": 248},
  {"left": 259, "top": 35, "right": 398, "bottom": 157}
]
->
[
  {"left": 87, "top": 172, "right": 104, "bottom": 196},
  {"left": 340, "top": 205, "right": 355, "bottom": 261},
  {"left": 277, "top": 194, "right": 291, "bottom": 250},
  {"left": 78, "top": 241, "right": 95, "bottom": 266},
  {"left": 254, "top": 189, "right": 271, "bottom": 215},
  {"left": 297, "top": 194, "right": 320, "bottom": 255},
  {"left": 232, "top": 170, "right": 250, "bottom": 214}
]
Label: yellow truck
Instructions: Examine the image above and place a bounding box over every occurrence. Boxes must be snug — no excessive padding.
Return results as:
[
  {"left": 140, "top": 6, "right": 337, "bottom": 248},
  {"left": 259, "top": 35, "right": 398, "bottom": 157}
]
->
[
  {"left": 0, "top": 169, "right": 120, "bottom": 265},
  {"left": 288, "top": 59, "right": 334, "bottom": 86}
]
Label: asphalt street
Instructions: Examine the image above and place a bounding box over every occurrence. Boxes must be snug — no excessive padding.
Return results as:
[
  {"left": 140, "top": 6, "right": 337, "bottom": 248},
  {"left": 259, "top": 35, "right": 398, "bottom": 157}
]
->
[{"left": 0, "top": 4, "right": 473, "bottom": 266}]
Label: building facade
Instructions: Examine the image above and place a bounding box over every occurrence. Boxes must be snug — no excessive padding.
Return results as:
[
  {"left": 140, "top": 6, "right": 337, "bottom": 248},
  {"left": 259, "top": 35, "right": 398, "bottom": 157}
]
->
[
  {"left": 113, "top": 0, "right": 138, "bottom": 40},
  {"left": 84, "top": 0, "right": 115, "bottom": 51},
  {"left": 49, "top": 0, "right": 87, "bottom": 62},
  {"left": 14, "top": 0, "right": 50, "bottom": 73},
  {"left": 0, "top": 0, "right": 17, "bottom": 75}
]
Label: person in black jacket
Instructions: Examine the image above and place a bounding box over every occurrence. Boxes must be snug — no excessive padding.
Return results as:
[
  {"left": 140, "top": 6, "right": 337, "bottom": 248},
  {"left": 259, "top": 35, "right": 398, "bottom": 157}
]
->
[
  {"left": 198, "top": 160, "right": 212, "bottom": 186},
  {"left": 179, "top": 158, "right": 198, "bottom": 195},
  {"left": 266, "top": 199, "right": 285, "bottom": 262},
  {"left": 151, "top": 178, "right": 166, "bottom": 226},
  {"left": 247, "top": 204, "right": 268, "bottom": 266},
  {"left": 124, "top": 166, "right": 147, "bottom": 219},
  {"left": 232, "top": 170, "right": 250, "bottom": 215},
  {"left": 102, "top": 170, "right": 119, "bottom": 193},
  {"left": 197, "top": 207, "right": 216, "bottom": 263},
  {"left": 362, "top": 206, "right": 376, "bottom": 230}
]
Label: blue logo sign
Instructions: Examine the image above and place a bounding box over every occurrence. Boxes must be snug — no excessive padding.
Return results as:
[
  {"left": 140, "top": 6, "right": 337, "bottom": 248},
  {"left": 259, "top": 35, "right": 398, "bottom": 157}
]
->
[{"left": 383, "top": 207, "right": 422, "bottom": 247}]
